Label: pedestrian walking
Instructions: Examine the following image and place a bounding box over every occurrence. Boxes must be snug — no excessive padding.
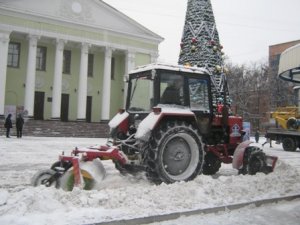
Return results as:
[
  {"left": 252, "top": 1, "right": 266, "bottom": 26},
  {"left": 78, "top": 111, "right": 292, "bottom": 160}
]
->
[
  {"left": 4, "top": 114, "right": 13, "bottom": 138},
  {"left": 262, "top": 132, "right": 272, "bottom": 148},
  {"left": 255, "top": 129, "right": 260, "bottom": 143},
  {"left": 16, "top": 113, "right": 24, "bottom": 138}
]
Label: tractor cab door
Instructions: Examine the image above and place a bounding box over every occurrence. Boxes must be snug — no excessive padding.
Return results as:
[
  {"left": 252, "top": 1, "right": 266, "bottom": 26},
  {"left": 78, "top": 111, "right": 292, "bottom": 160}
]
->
[{"left": 187, "top": 76, "right": 213, "bottom": 134}]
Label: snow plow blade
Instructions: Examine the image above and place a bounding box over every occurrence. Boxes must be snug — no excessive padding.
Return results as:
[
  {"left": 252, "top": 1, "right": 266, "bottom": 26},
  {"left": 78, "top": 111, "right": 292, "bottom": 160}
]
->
[
  {"left": 232, "top": 141, "right": 278, "bottom": 175},
  {"left": 32, "top": 144, "right": 128, "bottom": 191},
  {"left": 57, "top": 145, "right": 128, "bottom": 190},
  {"left": 60, "top": 158, "right": 106, "bottom": 191}
]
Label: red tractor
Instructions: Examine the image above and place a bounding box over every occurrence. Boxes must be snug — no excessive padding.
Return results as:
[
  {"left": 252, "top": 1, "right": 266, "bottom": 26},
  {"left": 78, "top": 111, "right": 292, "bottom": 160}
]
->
[{"left": 32, "top": 64, "right": 277, "bottom": 190}]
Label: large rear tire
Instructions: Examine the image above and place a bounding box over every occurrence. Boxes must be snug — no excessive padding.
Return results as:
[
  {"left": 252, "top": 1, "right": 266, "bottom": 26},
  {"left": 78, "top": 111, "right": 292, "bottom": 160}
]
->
[
  {"left": 145, "top": 121, "right": 204, "bottom": 184},
  {"left": 282, "top": 137, "right": 297, "bottom": 152}
]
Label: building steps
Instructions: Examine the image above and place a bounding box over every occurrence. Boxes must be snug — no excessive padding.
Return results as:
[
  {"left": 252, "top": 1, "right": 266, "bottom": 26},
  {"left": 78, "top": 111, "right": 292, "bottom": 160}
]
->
[{"left": 2, "top": 120, "right": 110, "bottom": 138}]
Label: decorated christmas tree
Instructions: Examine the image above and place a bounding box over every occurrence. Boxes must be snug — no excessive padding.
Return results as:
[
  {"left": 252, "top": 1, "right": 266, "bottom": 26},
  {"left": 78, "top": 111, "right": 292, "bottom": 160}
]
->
[
  {"left": 179, "top": 0, "right": 224, "bottom": 69},
  {"left": 178, "top": 0, "right": 230, "bottom": 110}
]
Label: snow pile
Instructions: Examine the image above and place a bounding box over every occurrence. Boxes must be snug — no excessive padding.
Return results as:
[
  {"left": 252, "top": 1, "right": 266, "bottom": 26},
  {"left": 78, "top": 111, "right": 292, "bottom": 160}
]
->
[
  {"left": 0, "top": 137, "right": 300, "bottom": 225},
  {"left": 1, "top": 160, "right": 300, "bottom": 225}
]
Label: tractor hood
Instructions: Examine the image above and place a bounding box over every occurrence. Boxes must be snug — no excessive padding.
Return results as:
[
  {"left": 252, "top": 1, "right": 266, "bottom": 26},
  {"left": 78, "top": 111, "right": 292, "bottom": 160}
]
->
[
  {"left": 135, "top": 105, "right": 195, "bottom": 141},
  {"left": 108, "top": 111, "right": 129, "bottom": 129}
]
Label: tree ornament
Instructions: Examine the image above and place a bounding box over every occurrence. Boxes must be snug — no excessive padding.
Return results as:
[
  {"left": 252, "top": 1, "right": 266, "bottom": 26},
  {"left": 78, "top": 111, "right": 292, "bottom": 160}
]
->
[
  {"left": 213, "top": 46, "right": 218, "bottom": 52},
  {"left": 210, "top": 40, "right": 216, "bottom": 46},
  {"left": 191, "top": 45, "right": 197, "bottom": 52},
  {"left": 215, "top": 65, "right": 222, "bottom": 72},
  {"left": 191, "top": 37, "right": 197, "bottom": 43},
  {"left": 180, "top": 42, "right": 184, "bottom": 48},
  {"left": 219, "top": 45, "right": 223, "bottom": 50},
  {"left": 184, "top": 62, "right": 191, "bottom": 67}
]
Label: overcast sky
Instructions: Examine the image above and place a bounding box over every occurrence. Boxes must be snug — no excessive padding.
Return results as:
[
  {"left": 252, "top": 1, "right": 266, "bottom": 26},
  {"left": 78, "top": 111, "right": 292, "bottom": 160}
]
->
[{"left": 104, "top": 0, "right": 300, "bottom": 65}]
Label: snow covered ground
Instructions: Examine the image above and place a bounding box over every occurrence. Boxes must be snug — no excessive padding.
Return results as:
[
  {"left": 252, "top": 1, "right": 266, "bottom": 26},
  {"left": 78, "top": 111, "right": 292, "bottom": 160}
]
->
[{"left": 0, "top": 136, "right": 300, "bottom": 225}]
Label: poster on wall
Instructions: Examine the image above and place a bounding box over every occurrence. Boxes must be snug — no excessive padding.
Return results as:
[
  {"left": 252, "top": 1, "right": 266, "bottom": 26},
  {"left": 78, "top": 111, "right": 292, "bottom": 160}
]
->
[
  {"left": 242, "top": 122, "right": 251, "bottom": 141},
  {"left": 4, "top": 105, "right": 16, "bottom": 121}
]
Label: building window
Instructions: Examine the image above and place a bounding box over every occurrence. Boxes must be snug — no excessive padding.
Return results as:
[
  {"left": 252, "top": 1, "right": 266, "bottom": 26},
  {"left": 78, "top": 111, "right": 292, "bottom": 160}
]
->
[
  {"left": 63, "top": 50, "right": 71, "bottom": 74},
  {"left": 88, "top": 54, "right": 94, "bottom": 77},
  {"left": 36, "top": 46, "right": 47, "bottom": 71},
  {"left": 7, "top": 42, "right": 21, "bottom": 68},
  {"left": 111, "top": 57, "right": 115, "bottom": 80}
]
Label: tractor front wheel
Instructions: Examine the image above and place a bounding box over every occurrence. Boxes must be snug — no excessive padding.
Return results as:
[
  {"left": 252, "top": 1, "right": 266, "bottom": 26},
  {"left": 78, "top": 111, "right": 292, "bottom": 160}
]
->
[
  {"left": 145, "top": 121, "right": 204, "bottom": 184},
  {"left": 202, "top": 152, "right": 222, "bottom": 175}
]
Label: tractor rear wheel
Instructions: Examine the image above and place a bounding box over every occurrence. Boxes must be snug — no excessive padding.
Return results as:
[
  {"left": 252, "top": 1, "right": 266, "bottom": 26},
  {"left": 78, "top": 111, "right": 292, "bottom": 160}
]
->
[
  {"left": 145, "top": 121, "right": 204, "bottom": 184},
  {"left": 202, "top": 152, "right": 222, "bottom": 175},
  {"left": 282, "top": 137, "right": 297, "bottom": 152}
]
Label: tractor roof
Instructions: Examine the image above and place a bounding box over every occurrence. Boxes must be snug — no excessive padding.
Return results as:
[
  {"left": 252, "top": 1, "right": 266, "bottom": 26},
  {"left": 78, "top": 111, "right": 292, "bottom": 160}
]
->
[{"left": 129, "top": 63, "right": 211, "bottom": 76}]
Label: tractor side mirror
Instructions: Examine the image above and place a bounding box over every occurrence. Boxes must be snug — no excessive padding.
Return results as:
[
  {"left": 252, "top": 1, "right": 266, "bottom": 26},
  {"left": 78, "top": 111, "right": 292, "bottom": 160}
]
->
[{"left": 151, "top": 69, "right": 156, "bottom": 80}]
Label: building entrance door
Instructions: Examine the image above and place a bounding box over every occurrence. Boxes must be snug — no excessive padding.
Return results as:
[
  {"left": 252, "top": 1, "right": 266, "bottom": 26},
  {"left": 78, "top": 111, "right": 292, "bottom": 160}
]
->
[
  {"left": 61, "top": 94, "right": 69, "bottom": 122},
  {"left": 86, "top": 96, "right": 92, "bottom": 123}
]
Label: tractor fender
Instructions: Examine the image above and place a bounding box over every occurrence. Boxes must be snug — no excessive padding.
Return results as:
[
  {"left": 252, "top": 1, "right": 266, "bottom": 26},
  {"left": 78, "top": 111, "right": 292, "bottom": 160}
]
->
[
  {"left": 108, "top": 111, "right": 129, "bottom": 129},
  {"left": 135, "top": 107, "right": 196, "bottom": 141},
  {"left": 232, "top": 140, "right": 253, "bottom": 170}
]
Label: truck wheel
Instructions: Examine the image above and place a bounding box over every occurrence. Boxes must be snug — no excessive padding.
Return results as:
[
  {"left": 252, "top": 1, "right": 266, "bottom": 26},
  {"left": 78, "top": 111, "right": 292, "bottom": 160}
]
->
[
  {"left": 282, "top": 137, "right": 297, "bottom": 151},
  {"left": 202, "top": 152, "right": 222, "bottom": 175},
  {"left": 145, "top": 121, "right": 204, "bottom": 184}
]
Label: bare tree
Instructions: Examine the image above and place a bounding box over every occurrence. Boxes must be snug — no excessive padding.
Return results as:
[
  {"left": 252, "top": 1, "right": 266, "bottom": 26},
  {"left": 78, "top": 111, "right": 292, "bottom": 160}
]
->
[{"left": 226, "top": 60, "right": 270, "bottom": 130}]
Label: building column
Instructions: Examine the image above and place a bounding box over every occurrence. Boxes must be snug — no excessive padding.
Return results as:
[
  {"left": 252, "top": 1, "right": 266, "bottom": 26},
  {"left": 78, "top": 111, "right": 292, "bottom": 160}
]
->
[
  {"left": 151, "top": 52, "right": 159, "bottom": 63},
  {"left": 101, "top": 47, "right": 112, "bottom": 121},
  {"left": 0, "top": 31, "right": 10, "bottom": 119},
  {"left": 51, "top": 39, "right": 65, "bottom": 120},
  {"left": 24, "top": 35, "right": 39, "bottom": 118},
  {"left": 123, "top": 51, "right": 136, "bottom": 107},
  {"left": 77, "top": 43, "right": 89, "bottom": 121}
]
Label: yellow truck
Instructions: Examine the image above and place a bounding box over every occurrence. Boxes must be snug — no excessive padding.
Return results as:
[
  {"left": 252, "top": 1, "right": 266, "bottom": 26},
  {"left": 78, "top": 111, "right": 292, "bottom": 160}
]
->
[{"left": 267, "top": 44, "right": 300, "bottom": 151}]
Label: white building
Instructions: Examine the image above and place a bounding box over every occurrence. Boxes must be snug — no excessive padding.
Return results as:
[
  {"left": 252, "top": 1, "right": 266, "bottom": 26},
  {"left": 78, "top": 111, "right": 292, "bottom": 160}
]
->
[{"left": 0, "top": 0, "right": 163, "bottom": 122}]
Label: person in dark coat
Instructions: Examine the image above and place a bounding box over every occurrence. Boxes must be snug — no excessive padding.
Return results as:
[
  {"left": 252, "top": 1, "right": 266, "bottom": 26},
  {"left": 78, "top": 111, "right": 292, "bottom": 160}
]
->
[
  {"left": 16, "top": 113, "right": 24, "bottom": 138},
  {"left": 255, "top": 129, "right": 260, "bottom": 143},
  {"left": 4, "top": 114, "right": 13, "bottom": 138}
]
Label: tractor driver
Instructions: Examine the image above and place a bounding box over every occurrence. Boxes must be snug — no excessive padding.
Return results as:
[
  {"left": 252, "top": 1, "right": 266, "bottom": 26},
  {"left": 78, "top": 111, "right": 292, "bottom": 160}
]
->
[{"left": 161, "top": 76, "right": 184, "bottom": 105}]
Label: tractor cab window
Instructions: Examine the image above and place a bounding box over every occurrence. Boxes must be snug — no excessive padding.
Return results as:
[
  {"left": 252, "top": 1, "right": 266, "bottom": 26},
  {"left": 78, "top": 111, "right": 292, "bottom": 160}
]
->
[
  {"left": 189, "top": 78, "right": 210, "bottom": 113},
  {"left": 160, "top": 73, "right": 184, "bottom": 105},
  {"left": 128, "top": 75, "right": 153, "bottom": 112}
]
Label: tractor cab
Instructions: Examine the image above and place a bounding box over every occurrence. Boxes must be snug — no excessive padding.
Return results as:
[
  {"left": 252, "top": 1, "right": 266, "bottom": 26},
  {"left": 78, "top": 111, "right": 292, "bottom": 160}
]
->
[{"left": 114, "top": 64, "right": 213, "bottom": 139}]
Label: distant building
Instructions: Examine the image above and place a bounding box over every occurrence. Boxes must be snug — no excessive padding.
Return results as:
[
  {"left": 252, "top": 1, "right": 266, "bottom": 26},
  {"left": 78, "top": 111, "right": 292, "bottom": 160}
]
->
[
  {"left": 0, "top": 0, "right": 163, "bottom": 122},
  {"left": 257, "top": 40, "right": 300, "bottom": 129},
  {"left": 269, "top": 40, "right": 300, "bottom": 78}
]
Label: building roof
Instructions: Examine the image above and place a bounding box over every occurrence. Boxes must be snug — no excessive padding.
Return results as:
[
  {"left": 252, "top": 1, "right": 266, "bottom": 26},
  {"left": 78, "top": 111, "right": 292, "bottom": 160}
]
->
[
  {"left": 278, "top": 44, "right": 300, "bottom": 83},
  {"left": 0, "top": 0, "right": 164, "bottom": 43}
]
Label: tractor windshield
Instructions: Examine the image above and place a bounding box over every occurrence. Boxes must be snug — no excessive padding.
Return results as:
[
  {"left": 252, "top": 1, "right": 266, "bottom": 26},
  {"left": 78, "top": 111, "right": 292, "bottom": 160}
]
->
[{"left": 128, "top": 75, "right": 153, "bottom": 112}]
